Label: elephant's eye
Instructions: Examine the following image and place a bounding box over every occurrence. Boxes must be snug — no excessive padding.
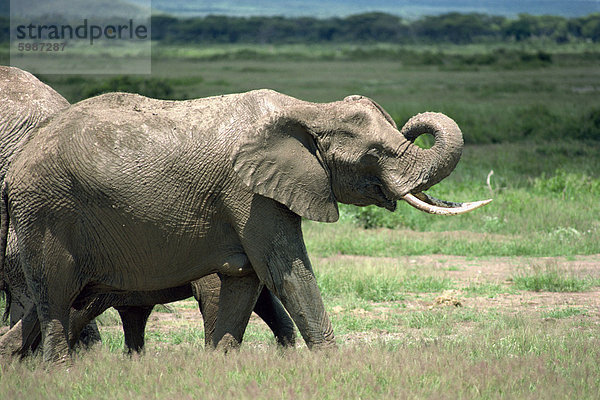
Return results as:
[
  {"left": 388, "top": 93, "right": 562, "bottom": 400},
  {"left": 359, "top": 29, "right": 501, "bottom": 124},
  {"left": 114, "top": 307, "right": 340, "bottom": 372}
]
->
[{"left": 362, "top": 148, "right": 380, "bottom": 165}]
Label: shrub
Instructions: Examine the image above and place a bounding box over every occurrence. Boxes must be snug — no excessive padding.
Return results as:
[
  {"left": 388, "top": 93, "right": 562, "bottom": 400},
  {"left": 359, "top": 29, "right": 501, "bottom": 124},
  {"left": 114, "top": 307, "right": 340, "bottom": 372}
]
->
[
  {"left": 533, "top": 169, "right": 600, "bottom": 199},
  {"left": 576, "top": 108, "right": 600, "bottom": 141},
  {"left": 341, "top": 205, "right": 405, "bottom": 230},
  {"left": 83, "top": 76, "right": 175, "bottom": 99}
]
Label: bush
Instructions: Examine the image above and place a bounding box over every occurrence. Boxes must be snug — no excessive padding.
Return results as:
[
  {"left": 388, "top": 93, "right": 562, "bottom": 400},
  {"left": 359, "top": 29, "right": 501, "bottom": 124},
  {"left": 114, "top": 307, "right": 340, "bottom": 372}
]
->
[
  {"left": 83, "top": 76, "right": 175, "bottom": 99},
  {"left": 576, "top": 108, "right": 600, "bottom": 141},
  {"left": 341, "top": 204, "right": 405, "bottom": 229},
  {"left": 533, "top": 169, "right": 600, "bottom": 199}
]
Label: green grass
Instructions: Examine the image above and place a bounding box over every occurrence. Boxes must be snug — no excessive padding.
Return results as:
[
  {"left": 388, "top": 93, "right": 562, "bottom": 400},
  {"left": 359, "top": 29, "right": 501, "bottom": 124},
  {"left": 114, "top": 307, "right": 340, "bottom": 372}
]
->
[
  {"left": 317, "top": 270, "right": 454, "bottom": 301},
  {"left": 512, "top": 264, "right": 597, "bottom": 292},
  {"left": 463, "top": 282, "right": 514, "bottom": 297},
  {"left": 541, "top": 307, "right": 587, "bottom": 319},
  {"left": 314, "top": 256, "right": 456, "bottom": 306},
  {"left": 2, "top": 315, "right": 599, "bottom": 399}
]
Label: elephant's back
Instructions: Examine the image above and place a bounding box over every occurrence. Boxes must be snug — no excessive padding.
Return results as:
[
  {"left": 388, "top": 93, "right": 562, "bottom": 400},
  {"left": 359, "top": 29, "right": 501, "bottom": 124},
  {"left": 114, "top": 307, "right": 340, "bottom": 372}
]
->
[
  {"left": 6, "top": 88, "right": 291, "bottom": 210},
  {"left": 0, "top": 66, "right": 69, "bottom": 179},
  {"left": 0, "top": 66, "right": 69, "bottom": 119},
  {"left": 11, "top": 93, "right": 196, "bottom": 170},
  {"left": 5, "top": 91, "right": 240, "bottom": 226}
]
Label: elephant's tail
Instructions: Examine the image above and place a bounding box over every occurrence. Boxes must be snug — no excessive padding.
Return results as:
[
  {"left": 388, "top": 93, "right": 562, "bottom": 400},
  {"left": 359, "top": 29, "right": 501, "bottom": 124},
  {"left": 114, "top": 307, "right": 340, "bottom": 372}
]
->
[{"left": 0, "top": 181, "right": 10, "bottom": 322}]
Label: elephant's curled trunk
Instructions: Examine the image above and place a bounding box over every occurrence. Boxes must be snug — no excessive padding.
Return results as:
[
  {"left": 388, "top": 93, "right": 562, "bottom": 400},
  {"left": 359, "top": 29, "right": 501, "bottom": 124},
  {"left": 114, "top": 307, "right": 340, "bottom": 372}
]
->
[
  {"left": 390, "top": 112, "right": 491, "bottom": 215},
  {"left": 400, "top": 112, "right": 464, "bottom": 193}
]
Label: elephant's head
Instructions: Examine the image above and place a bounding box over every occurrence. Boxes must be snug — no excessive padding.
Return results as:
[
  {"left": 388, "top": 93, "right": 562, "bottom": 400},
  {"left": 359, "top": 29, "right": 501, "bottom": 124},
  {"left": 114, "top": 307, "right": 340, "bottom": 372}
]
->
[{"left": 233, "top": 95, "right": 491, "bottom": 222}]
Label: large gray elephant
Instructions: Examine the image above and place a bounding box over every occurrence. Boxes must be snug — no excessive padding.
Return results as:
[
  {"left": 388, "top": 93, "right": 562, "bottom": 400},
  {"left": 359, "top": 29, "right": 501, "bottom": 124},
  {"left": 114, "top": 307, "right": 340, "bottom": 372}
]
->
[
  {"left": 2, "top": 89, "right": 490, "bottom": 363},
  {"left": 0, "top": 68, "right": 295, "bottom": 358},
  {"left": 0, "top": 66, "right": 102, "bottom": 346},
  {"left": 0, "top": 66, "right": 103, "bottom": 348}
]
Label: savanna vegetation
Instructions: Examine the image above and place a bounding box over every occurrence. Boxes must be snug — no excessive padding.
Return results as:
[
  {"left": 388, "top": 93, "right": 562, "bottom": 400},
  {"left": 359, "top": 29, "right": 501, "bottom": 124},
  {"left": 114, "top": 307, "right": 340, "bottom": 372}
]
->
[
  {"left": 3, "top": 12, "right": 600, "bottom": 44},
  {"left": 1, "top": 11, "right": 599, "bottom": 399}
]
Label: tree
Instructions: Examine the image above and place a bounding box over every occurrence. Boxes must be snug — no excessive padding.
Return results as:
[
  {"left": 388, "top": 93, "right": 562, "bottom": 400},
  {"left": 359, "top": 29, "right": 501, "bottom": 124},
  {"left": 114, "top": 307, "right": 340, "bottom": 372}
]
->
[{"left": 415, "top": 13, "right": 502, "bottom": 44}]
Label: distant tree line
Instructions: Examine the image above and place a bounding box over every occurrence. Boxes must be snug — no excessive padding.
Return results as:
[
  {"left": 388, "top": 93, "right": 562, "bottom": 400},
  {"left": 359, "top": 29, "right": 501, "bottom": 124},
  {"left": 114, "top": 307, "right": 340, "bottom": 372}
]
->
[
  {"left": 150, "top": 12, "right": 600, "bottom": 44},
  {"left": 1, "top": 12, "right": 600, "bottom": 44}
]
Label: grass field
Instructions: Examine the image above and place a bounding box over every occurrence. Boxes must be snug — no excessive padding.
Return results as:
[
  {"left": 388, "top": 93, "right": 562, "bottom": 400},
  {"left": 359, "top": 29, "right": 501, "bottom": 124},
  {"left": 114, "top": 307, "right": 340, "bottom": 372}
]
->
[
  {"left": 2, "top": 254, "right": 600, "bottom": 398},
  {"left": 1, "top": 42, "right": 599, "bottom": 398}
]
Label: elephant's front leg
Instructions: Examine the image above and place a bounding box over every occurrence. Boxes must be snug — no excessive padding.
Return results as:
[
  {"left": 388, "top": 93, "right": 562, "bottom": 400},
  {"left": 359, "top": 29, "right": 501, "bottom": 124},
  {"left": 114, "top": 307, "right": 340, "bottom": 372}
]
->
[
  {"left": 240, "top": 203, "right": 335, "bottom": 349},
  {"left": 211, "top": 273, "right": 262, "bottom": 350},
  {"left": 263, "top": 256, "right": 335, "bottom": 349}
]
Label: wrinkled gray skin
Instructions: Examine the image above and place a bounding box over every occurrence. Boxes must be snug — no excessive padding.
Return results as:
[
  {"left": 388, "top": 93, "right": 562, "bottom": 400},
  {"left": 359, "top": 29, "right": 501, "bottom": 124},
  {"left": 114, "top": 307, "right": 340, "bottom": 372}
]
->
[
  {"left": 0, "top": 66, "right": 104, "bottom": 348},
  {"left": 0, "top": 68, "right": 295, "bottom": 359},
  {"left": 4, "top": 89, "right": 465, "bottom": 363}
]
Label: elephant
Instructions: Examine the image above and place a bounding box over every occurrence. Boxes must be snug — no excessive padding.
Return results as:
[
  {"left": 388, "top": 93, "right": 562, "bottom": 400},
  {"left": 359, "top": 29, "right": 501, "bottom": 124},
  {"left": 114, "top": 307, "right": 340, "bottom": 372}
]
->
[
  {"left": 2, "top": 88, "right": 490, "bottom": 363},
  {"left": 0, "top": 65, "right": 104, "bottom": 349},
  {"left": 0, "top": 68, "right": 296, "bottom": 358}
]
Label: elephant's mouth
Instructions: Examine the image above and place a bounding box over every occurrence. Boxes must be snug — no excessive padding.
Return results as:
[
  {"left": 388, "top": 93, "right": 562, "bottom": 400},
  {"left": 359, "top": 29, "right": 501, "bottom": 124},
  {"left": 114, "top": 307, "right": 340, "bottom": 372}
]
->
[
  {"left": 370, "top": 182, "right": 397, "bottom": 212},
  {"left": 403, "top": 192, "right": 492, "bottom": 216}
]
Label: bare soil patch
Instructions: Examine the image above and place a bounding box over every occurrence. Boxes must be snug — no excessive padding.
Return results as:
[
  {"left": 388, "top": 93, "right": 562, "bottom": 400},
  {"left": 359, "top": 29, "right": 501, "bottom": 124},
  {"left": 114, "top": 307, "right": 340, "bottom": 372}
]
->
[{"left": 404, "top": 254, "right": 600, "bottom": 317}]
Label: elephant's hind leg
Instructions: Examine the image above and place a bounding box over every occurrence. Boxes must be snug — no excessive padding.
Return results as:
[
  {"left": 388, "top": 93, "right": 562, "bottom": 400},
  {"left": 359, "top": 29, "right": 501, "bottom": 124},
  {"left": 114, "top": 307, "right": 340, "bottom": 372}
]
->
[
  {"left": 20, "top": 238, "right": 87, "bottom": 364},
  {"left": 211, "top": 273, "right": 262, "bottom": 351},
  {"left": 190, "top": 275, "right": 220, "bottom": 347},
  {"left": 115, "top": 305, "right": 154, "bottom": 354}
]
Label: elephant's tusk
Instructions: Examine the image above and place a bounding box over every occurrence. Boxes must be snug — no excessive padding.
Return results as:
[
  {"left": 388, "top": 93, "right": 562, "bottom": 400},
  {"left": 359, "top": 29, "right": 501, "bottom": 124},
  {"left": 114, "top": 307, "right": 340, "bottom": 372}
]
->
[{"left": 402, "top": 192, "right": 492, "bottom": 215}]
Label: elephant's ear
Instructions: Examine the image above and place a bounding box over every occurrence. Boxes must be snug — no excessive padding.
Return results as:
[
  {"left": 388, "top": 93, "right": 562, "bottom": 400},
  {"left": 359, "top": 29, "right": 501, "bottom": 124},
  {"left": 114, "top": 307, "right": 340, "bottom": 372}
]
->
[{"left": 232, "top": 112, "right": 339, "bottom": 222}]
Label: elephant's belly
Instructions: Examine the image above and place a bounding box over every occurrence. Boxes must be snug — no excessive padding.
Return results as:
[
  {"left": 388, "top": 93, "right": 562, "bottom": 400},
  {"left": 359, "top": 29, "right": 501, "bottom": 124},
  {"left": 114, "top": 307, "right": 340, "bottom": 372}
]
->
[
  {"left": 69, "top": 203, "right": 253, "bottom": 292},
  {"left": 97, "top": 246, "right": 253, "bottom": 292},
  {"left": 217, "top": 253, "right": 253, "bottom": 277}
]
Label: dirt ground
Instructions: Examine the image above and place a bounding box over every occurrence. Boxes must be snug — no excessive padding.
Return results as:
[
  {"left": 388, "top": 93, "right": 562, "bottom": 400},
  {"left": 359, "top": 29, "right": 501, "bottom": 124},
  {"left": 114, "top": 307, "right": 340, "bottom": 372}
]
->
[{"left": 404, "top": 253, "right": 600, "bottom": 313}]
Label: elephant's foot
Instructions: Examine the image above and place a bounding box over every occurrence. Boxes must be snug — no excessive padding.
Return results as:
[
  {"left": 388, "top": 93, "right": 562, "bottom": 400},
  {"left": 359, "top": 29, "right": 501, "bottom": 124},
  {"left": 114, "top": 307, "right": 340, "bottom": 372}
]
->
[
  {"left": 214, "top": 333, "right": 241, "bottom": 353},
  {"left": 0, "top": 320, "right": 28, "bottom": 359},
  {"left": 0, "top": 307, "right": 42, "bottom": 360}
]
